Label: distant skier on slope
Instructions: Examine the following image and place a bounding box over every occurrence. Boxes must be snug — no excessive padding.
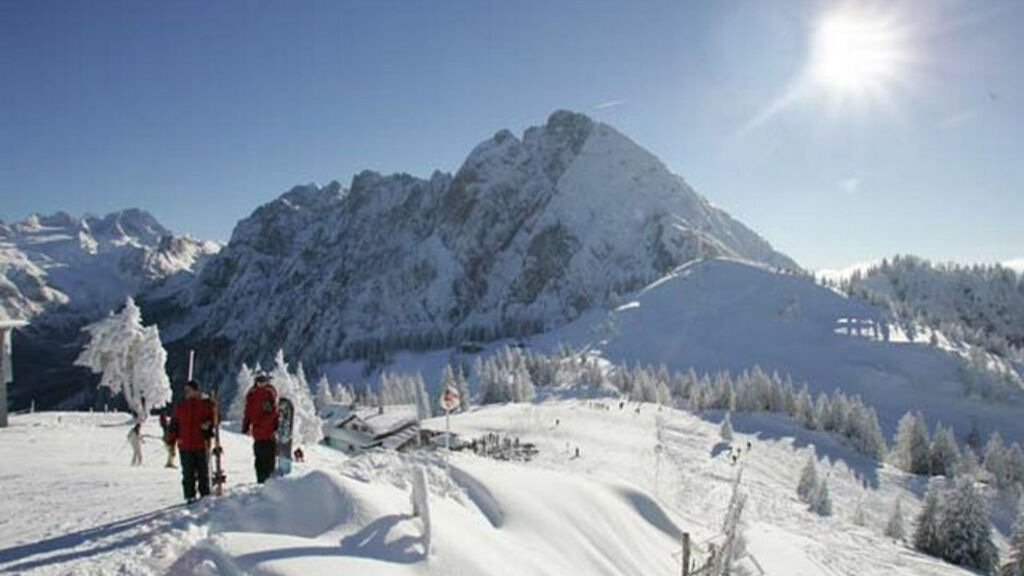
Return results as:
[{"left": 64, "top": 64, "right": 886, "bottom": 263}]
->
[
  {"left": 242, "top": 372, "right": 279, "bottom": 484},
  {"left": 168, "top": 380, "right": 215, "bottom": 503},
  {"left": 127, "top": 422, "right": 143, "bottom": 466}
]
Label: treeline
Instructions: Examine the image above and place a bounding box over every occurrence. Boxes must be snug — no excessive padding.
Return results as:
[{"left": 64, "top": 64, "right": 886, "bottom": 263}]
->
[{"left": 828, "top": 255, "right": 1024, "bottom": 359}]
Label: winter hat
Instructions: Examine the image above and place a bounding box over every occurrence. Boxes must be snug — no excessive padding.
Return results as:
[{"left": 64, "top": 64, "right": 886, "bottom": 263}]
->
[
  {"left": 184, "top": 380, "right": 201, "bottom": 391},
  {"left": 254, "top": 372, "right": 271, "bottom": 384}
]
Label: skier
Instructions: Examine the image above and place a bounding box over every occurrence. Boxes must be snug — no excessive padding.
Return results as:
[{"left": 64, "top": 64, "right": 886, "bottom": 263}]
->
[
  {"left": 168, "top": 380, "right": 215, "bottom": 503},
  {"left": 127, "top": 422, "right": 143, "bottom": 466},
  {"left": 242, "top": 372, "right": 279, "bottom": 484},
  {"left": 293, "top": 447, "right": 305, "bottom": 462},
  {"left": 159, "top": 410, "right": 177, "bottom": 468}
]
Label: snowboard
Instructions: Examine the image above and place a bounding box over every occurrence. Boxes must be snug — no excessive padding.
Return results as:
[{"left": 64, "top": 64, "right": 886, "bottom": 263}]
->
[{"left": 275, "top": 397, "right": 294, "bottom": 477}]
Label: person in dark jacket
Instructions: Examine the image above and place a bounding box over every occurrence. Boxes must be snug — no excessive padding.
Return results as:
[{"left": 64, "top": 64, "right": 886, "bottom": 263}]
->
[
  {"left": 242, "top": 373, "right": 279, "bottom": 483},
  {"left": 168, "top": 380, "right": 215, "bottom": 502}
]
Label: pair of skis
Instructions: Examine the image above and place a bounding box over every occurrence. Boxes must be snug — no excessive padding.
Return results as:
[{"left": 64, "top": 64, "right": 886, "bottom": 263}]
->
[{"left": 189, "top": 350, "right": 227, "bottom": 496}]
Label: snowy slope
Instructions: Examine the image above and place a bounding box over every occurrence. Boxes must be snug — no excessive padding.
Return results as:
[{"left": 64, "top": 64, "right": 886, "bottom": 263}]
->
[
  {"left": 0, "top": 403, "right": 1007, "bottom": 575},
  {"left": 323, "top": 258, "right": 1024, "bottom": 444},
  {"left": 156, "top": 110, "right": 797, "bottom": 387}
]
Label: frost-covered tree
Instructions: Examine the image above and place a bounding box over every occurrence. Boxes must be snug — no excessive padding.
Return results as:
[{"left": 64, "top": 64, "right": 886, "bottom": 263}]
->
[
  {"left": 797, "top": 452, "right": 819, "bottom": 503},
  {"left": 794, "top": 385, "right": 813, "bottom": 426},
  {"left": 1007, "top": 443, "right": 1024, "bottom": 489},
  {"left": 412, "top": 373, "right": 431, "bottom": 421},
  {"left": 913, "top": 480, "right": 945, "bottom": 556},
  {"left": 985, "top": 432, "right": 1010, "bottom": 488},
  {"left": 74, "top": 297, "right": 171, "bottom": 422},
  {"left": 269, "top": 351, "right": 322, "bottom": 446},
  {"left": 332, "top": 383, "right": 354, "bottom": 405},
  {"left": 885, "top": 499, "right": 905, "bottom": 540},
  {"left": 940, "top": 478, "right": 999, "bottom": 572},
  {"left": 454, "top": 364, "right": 471, "bottom": 412},
  {"left": 930, "top": 423, "right": 961, "bottom": 478},
  {"left": 892, "top": 411, "right": 931, "bottom": 475},
  {"left": 814, "top": 393, "right": 830, "bottom": 432},
  {"left": 809, "top": 477, "right": 832, "bottom": 516},
  {"left": 228, "top": 363, "right": 254, "bottom": 422},
  {"left": 720, "top": 412, "right": 734, "bottom": 442},
  {"left": 1003, "top": 507, "right": 1024, "bottom": 576},
  {"left": 852, "top": 499, "right": 868, "bottom": 527},
  {"left": 959, "top": 445, "right": 982, "bottom": 479},
  {"left": 314, "top": 374, "right": 334, "bottom": 413}
]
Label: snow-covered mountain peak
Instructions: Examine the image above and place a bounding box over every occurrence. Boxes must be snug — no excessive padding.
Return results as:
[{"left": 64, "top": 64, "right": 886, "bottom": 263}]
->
[
  {"left": 0, "top": 208, "right": 219, "bottom": 320},
  {"left": 161, "top": 111, "right": 798, "bottom": 383}
]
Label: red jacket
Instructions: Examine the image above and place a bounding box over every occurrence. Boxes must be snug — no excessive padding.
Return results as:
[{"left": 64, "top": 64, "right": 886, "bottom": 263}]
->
[
  {"left": 169, "top": 397, "right": 215, "bottom": 451},
  {"left": 243, "top": 384, "right": 279, "bottom": 441}
]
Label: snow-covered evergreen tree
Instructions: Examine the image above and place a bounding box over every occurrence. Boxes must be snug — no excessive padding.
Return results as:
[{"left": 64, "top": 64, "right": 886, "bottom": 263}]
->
[
  {"left": 797, "top": 452, "right": 818, "bottom": 503},
  {"left": 885, "top": 499, "right": 905, "bottom": 540},
  {"left": 1003, "top": 506, "right": 1024, "bottom": 576},
  {"left": 985, "top": 432, "right": 1010, "bottom": 488},
  {"left": 913, "top": 479, "right": 945, "bottom": 557},
  {"left": 269, "top": 351, "right": 322, "bottom": 446},
  {"left": 720, "top": 412, "right": 734, "bottom": 442},
  {"left": 74, "top": 297, "right": 171, "bottom": 422},
  {"left": 1008, "top": 443, "right": 1024, "bottom": 489},
  {"left": 809, "top": 477, "right": 832, "bottom": 516},
  {"left": 852, "top": 494, "right": 868, "bottom": 527},
  {"left": 940, "top": 478, "right": 999, "bottom": 572},
  {"left": 454, "top": 364, "right": 471, "bottom": 412},
  {"left": 796, "top": 385, "right": 816, "bottom": 429},
  {"left": 959, "top": 445, "right": 982, "bottom": 479},
  {"left": 228, "top": 363, "right": 253, "bottom": 422},
  {"left": 930, "top": 422, "right": 961, "bottom": 478},
  {"left": 332, "top": 383, "right": 354, "bottom": 405},
  {"left": 892, "top": 411, "right": 931, "bottom": 475},
  {"left": 314, "top": 374, "right": 334, "bottom": 413},
  {"left": 412, "top": 373, "right": 431, "bottom": 421}
]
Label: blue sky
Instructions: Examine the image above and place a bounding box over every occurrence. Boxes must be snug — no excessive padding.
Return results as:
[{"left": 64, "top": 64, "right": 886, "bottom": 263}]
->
[{"left": 2, "top": 0, "right": 1022, "bottom": 270}]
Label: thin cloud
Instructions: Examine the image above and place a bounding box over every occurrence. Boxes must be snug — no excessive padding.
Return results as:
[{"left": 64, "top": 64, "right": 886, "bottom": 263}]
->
[
  {"left": 593, "top": 99, "right": 625, "bottom": 110},
  {"left": 839, "top": 177, "right": 860, "bottom": 194},
  {"left": 1002, "top": 258, "right": 1024, "bottom": 273}
]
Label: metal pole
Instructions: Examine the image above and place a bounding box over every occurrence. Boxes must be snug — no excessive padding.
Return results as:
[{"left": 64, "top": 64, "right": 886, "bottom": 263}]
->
[
  {"left": 445, "top": 408, "right": 451, "bottom": 450},
  {"left": 682, "top": 532, "right": 690, "bottom": 576},
  {"left": 187, "top": 349, "right": 195, "bottom": 381},
  {"left": 0, "top": 329, "right": 8, "bottom": 428}
]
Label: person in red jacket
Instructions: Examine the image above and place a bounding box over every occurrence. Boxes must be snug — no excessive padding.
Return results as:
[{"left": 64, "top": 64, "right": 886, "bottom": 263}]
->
[
  {"left": 168, "top": 380, "right": 215, "bottom": 502},
  {"left": 242, "top": 373, "right": 279, "bottom": 483}
]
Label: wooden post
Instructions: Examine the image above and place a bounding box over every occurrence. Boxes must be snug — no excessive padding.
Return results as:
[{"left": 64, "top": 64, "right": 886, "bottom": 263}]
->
[{"left": 682, "top": 532, "right": 690, "bottom": 576}]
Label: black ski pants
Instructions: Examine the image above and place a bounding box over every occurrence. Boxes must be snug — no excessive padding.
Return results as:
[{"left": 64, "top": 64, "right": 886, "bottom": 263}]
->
[
  {"left": 253, "top": 439, "right": 277, "bottom": 484},
  {"left": 180, "top": 449, "right": 210, "bottom": 500}
]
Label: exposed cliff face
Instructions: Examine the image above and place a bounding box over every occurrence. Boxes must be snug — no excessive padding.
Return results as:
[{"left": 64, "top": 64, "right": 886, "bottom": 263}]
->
[{"left": 163, "top": 111, "right": 798, "bottom": 380}]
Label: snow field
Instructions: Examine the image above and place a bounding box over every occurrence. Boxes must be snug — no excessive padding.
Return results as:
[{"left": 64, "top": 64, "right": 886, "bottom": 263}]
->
[{"left": 0, "top": 399, "right": 1013, "bottom": 575}]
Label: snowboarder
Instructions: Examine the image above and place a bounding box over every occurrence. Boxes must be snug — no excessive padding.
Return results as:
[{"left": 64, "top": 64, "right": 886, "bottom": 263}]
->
[
  {"left": 168, "top": 380, "right": 215, "bottom": 502},
  {"left": 127, "top": 422, "right": 143, "bottom": 466},
  {"left": 242, "top": 372, "right": 279, "bottom": 484}
]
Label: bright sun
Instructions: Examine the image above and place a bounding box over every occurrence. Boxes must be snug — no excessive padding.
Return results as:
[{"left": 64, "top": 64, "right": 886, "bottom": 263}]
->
[{"left": 809, "top": 8, "right": 906, "bottom": 98}]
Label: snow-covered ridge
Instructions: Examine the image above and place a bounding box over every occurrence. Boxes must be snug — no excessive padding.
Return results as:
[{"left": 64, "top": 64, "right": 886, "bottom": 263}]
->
[
  {"left": 0, "top": 209, "right": 220, "bottom": 320},
  {"left": 162, "top": 110, "right": 798, "bottom": 381}
]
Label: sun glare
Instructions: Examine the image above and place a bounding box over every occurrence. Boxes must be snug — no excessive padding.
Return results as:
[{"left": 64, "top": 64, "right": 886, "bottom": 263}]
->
[{"left": 809, "top": 9, "right": 906, "bottom": 99}]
